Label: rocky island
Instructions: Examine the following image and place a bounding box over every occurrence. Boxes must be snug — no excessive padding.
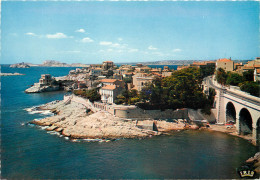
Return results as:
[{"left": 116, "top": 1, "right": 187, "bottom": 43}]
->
[
  {"left": 10, "top": 60, "right": 89, "bottom": 68},
  {"left": 10, "top": 62, "right": 30, "bottom": 68},
  {"left": 0, "top": 73, "right": 25, "bottom": 76}
]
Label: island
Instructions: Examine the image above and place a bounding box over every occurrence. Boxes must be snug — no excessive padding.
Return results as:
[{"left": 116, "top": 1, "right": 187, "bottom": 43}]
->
[
  {"left": 0, "top": 73, "right": 25, "bottom": 76},
  {"left": 10, "top": 62, "right": 30, "bottom": 68},
  {"left": 10, "top": 60, "right": 89, "bottom": 68}
]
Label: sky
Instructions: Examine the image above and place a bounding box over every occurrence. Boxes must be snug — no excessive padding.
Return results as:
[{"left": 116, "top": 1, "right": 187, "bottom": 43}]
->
[{"left": 1, "top": 1, "right": 259, "bottom": 64}]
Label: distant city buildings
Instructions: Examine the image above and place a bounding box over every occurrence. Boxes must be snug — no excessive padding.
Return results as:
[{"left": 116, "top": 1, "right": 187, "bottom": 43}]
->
[{"left": 68, "top": 58, "right": 259, "bottom": 105}]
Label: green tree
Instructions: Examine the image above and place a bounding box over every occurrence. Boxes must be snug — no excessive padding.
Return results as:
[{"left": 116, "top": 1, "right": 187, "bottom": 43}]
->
[
  {"left": 199, "top": 66, "right": 215, "bottom": 78},
  {"left": 73, "top": 88, "right": 101, "bottom": 102},
  {"left": 239, "top": 81, "right": 260, "bottom": 97},
  {"left": 242, "top": 70, "right": 254, "bottom": 82},
  {"left": 216, "top": 68, "right": 227, "bottom": 85},
  {"left": 106, "top": 70, "right": 114, "bottom": 78},
  {"left": 226, "top": 72, "right": 243, "bottom": 86}
]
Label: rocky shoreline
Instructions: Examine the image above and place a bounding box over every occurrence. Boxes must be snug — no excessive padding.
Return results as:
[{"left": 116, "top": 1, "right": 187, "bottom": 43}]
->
[
  {"left": 25, "top": 84, "right": 60, "bottom": 93},
  {"left": 28, "top": 99, "right": 199, "bottom": 140}
]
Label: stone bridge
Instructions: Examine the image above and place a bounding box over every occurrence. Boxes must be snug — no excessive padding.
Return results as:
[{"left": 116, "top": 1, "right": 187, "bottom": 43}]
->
[{"left": 204, "top": 77, "right": 260, "bottom": 145}]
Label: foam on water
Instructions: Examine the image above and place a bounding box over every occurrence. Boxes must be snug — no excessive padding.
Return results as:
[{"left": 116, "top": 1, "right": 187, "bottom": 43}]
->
[{"left": 47, "top": 131, "right": 60, "bottom": 135}]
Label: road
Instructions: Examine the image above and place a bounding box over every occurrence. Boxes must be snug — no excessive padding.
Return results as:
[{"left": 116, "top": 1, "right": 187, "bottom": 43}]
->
[{"left": 205, "top": 77, "right": 260, "bottom": 107}]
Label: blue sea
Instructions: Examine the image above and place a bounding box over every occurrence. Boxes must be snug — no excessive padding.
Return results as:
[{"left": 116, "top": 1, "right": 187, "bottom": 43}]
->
[{"left": 0, "top": 65, "right": 258, "bottom": 179}]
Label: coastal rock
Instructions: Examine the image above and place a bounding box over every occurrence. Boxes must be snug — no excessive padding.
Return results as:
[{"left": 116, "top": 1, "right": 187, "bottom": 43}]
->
[
  {"left": 46, "top": 126, "right": 58, "bottom": 131},
  {"left": 244, "top": 152, "right": 260, "bottom": 175},
  {"left": 30, "top": 98, "right": 202, "bottom": 140},
  {"left": 25, "top": 83, "right": 60, "bottom": 93},
  {"left": 55, "top": 128, "right": 63, "bottom": 132}
]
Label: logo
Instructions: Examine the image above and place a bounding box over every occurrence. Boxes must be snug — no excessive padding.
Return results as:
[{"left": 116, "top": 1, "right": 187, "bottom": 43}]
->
[
  {"left": 239, "top": 170, "right": 255, "bottom": 178},
  {"left": 237, "top": 165, "right": 257, "bottom": 179}
]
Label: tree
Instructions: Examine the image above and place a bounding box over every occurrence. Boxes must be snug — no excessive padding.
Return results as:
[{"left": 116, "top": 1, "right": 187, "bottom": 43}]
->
[
  {"left": 216, "top": 68, "right": 227, "bottom": 85},
  {"left": 199, "top": 65, "right": 215, "bottom": 78},
  {"left": 239, "top": 81, "right": 259, "bottom": 97},
  {"left": 73, "top": 88, "right": 101, "bottom": 102},
  {"left": 242, "top": 70, "right": 254, "bottom": 82},
  {"left": 106, "top": 70, "right": 114, "bottom": 78},
  {"left": 226, "top": 72, "right": 243, "bottom": 86}
]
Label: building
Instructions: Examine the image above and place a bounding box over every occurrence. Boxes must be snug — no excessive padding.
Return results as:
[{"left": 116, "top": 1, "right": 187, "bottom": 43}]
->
[
  {"left": 234, "top": 62, "right": 243, "bottom": 71},
  {"left": 102, "top": 61, "right": 114, "bottom": 70},
  {"left": 216, "top": 58, "right": 234, "bottom": 71},
  {"left": 254, "top": 68, "right": 260, "bottom": 82},
  {"left": 99, "top": 79, "right": 125, "bottom": 88},
  {"left": 90, "top": 64, "right": 103, "bottom": 69},
  {"left": 90, "top": 68, "right": 103, "bottom": 76},
  {"left": 132, "top": 73, "right": 154, "bottom": 91},
  {"left": 99, "top": 85, "right": 123, "bottom": 104},
  {"left": 39, "top": 74, "right": 52, "bottom": 85}
]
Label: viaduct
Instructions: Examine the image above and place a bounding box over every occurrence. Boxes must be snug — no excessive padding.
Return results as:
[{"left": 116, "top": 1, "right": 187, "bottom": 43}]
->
[{"left": 204, "top": 76, "right": 260, "bottom": 145}]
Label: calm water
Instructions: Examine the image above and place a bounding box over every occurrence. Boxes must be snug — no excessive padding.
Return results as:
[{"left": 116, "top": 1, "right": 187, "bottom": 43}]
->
[{"left": 1, "top": 65, "right": 258, "bottom": 179}]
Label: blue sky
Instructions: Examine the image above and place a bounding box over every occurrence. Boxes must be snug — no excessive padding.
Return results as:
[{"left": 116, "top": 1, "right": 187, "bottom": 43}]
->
[{"left": 2, "top": 1, "right": 259, "bottom": 64}]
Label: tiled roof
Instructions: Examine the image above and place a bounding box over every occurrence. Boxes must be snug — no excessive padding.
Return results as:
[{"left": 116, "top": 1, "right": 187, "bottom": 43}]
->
[
  {"left": 100, "top": 79, "right": 117, "bottom": 83},
  {"left": 243, "top": 66, "right": 254, "bottom": 69},
  {"left": 101, "top": 85, "right": 117, "bottom": 90},
  {"left": 217, "top": 58, "right": 232, "bottom": 62}
]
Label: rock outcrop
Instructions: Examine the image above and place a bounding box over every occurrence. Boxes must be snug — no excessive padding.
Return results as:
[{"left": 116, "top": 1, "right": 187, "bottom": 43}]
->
[
  {"left": 29, "top": 99, "right": 197, "bottom": 139},
  {"left": 25, "top": 83, "right": 60, "bottom": 93},
  {"left": 237, "top": 152, "right": 260, "bottom": 178}
]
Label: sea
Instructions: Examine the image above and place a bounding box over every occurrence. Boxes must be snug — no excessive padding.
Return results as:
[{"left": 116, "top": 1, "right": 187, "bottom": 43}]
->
[{"left": 0, "top": 65, "right": 258, "bottom": 179}]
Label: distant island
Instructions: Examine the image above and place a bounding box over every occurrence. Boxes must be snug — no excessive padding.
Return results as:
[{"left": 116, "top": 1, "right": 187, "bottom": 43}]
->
[
  {"left": 10, "top": 60, "right": 89, "bottom": 68},
  {"left": 0, "top": 73, "right": 25, "bottom": 76},
  {"left": 10, "top": 62, "right": 30, "bottom": 68}
]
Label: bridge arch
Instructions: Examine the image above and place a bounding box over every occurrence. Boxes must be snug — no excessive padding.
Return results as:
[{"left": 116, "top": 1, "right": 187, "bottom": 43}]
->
[
  {"left": 257, "top": 118, "right": 260, "bottom": 145},
  {"left": 239, "top": 108, "right": 253, "bottom": 135},
  {"left": 226, "top": 102, "right": 236, "bottom": 124}
]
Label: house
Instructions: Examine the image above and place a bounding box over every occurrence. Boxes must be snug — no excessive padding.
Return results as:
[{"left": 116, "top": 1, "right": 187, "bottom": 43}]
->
[
  {"left": 99, "top": 79, "right": 125, "bottom": 88},
  {"left": 254, "top": 68, "right": 260, "bottom": 82},
  {"left": 39, "top": 74, "right": 52, "bottom": 85},
  {"left": 102, "top": 61, "right": 114, "bottom": 70},
  {"left": 234, "top": 62, "right": 243, "bottom": 70},
  {"left": 132, "top": 73, "right": 154, "bottom": 91},
  {"left": 90, "top": 68, "right": 103, "bottom": 76},
  {"left": 99, "top": 85, "right": 123, "bottom": 104},
  {"left": 216, "top": 58, "right": 234, "bottom": 71}
]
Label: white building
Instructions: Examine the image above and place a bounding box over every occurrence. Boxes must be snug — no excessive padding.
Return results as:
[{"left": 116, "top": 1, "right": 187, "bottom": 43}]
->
[
  {"left": 254, "top": 68, "right": 260, "bottom": 82},
  {"left": 99, "top": 85, "right": 123, "bottom": 104}
]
